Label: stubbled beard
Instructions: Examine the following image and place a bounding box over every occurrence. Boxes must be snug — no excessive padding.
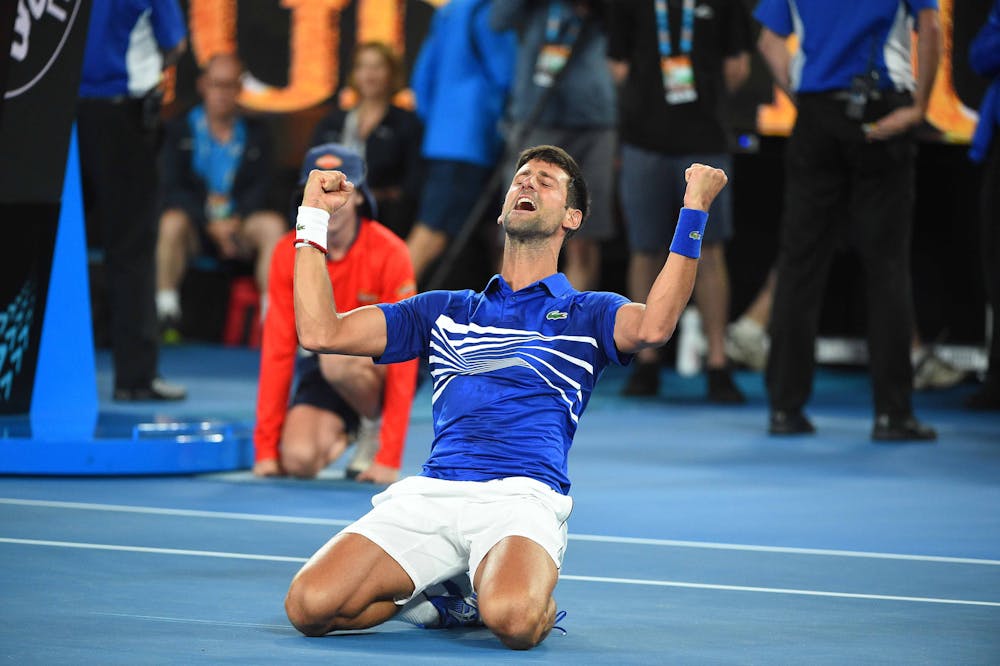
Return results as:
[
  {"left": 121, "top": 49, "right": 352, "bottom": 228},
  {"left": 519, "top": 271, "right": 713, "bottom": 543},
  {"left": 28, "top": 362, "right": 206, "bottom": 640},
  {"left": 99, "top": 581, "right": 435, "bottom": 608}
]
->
[{"left": 502, "top": 211, "right": 553, "bottom": 243}]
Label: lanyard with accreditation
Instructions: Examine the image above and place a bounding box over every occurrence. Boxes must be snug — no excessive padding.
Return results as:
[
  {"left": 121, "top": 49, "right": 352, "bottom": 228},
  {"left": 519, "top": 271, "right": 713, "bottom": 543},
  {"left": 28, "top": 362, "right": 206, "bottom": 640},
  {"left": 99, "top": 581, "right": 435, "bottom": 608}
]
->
[
  {"left": 533, "top": 2, "right": 584, "bottom": 88},
  {"left": 656, "top": 0, "right": 698, "bottom": 105}
]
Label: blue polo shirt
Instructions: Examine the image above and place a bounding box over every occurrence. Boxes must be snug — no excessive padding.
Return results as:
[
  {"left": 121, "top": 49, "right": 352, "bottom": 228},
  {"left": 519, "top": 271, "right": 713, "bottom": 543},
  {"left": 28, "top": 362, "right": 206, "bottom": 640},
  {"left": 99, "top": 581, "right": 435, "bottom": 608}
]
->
[
  {"left": 753, "top": 0, "right": 938, "bottom": 93},
  {"left": 376, "top": 273, "right": 631, "bottom": 494},
  {"left": 79, "top": 0, "right": 186, "bottom": 98}
]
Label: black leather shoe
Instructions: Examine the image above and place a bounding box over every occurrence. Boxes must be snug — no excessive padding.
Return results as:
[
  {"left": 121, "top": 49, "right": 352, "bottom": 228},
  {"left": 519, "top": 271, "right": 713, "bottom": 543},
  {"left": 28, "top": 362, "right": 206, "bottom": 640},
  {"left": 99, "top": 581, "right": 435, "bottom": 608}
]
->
[
  {"left": 707, "top": 367, "right": 746, "bottom": 404},
  {"left": 872, "top": 414, "right": 937, "bottom": 442},
  {"left": 769, "top": 409, "right": 815, "bottom": 435},
  {"left": 114, "top": 377, "right": 187, "bottom": 402}
]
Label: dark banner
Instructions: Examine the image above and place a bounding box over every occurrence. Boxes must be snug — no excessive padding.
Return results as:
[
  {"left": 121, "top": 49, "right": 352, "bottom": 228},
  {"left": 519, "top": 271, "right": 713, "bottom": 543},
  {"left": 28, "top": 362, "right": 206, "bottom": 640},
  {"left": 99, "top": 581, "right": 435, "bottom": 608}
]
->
[{"left": 0, "top": 0, "right": 92, "bottom": 414}]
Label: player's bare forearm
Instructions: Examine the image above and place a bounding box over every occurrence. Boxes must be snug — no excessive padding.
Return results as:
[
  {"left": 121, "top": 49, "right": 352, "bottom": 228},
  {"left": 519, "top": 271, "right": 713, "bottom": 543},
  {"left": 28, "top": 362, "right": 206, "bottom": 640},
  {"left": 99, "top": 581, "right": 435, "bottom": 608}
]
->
[
  {"left": 614, "top": 164, "right": 727, "bottom": 354},
  {"left": 293, "top": 169, "right": 390, "bottom": 356},
  {"left": 293, "top": 244, "right": 341, "bottom": 350},
  {"left": 616, "top": 257, "right": 698, "bottom": 354},
  {"left": 292, "top": 250, "right": 388, "bottom": 356}
]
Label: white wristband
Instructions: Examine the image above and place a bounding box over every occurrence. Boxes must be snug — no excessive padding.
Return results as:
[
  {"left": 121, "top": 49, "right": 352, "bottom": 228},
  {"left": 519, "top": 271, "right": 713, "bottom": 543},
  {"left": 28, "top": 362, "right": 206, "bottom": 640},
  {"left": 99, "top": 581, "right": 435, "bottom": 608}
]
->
[{"left": 294, "top": 206, "right": 331, "bottom": 253}]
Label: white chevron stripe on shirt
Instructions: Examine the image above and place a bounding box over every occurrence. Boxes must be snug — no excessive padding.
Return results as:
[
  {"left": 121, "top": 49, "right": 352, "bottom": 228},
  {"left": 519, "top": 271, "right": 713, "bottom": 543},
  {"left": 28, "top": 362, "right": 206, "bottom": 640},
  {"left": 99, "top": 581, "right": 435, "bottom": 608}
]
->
[
  {"left": 436, "top": 316, "right": 598, "bottom": 347},
  {"left": 428, "top": 314, "right": 598, "bottom": 421}
]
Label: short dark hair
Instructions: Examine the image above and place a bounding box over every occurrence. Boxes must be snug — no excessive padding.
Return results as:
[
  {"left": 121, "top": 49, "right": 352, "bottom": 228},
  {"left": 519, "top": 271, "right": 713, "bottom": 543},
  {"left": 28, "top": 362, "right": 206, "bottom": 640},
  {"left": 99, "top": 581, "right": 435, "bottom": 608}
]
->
[{"left": 515, "top": 145, "right": 590, "bottom": 236}]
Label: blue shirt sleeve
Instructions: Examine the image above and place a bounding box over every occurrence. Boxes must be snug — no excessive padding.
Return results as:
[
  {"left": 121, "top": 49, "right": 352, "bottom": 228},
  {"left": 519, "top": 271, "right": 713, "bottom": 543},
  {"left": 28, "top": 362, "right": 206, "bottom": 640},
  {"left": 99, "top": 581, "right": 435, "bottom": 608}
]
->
[
  {"left": 753, "top": 0, "right": 793, "bottom": 37},
  {"left": 375, "top": 290, "right": 456, "bottom": 364},
  {"left": 582, "top": 291, "right": 633, "bottom": 367},
  {"left": 150, "top": 0, "right": 187, "bottom": 51}
]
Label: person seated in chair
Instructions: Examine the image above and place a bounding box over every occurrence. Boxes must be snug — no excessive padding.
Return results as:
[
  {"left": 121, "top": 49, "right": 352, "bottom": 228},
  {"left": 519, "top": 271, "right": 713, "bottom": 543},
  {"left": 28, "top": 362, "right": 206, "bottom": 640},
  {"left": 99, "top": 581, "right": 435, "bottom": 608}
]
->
[{"left": 156, "top": 53, "right": 286, "bottom": 339}]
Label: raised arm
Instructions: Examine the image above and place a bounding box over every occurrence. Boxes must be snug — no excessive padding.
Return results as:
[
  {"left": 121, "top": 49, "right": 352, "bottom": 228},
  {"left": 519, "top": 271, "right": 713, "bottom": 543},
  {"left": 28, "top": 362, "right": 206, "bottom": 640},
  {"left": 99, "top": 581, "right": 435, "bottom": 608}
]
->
[
  {"left": 293, "top": 170, "right": 388, "bottom": 356},
  {"left": 612, "top": 165, "right": 729, "bottom": 355}
]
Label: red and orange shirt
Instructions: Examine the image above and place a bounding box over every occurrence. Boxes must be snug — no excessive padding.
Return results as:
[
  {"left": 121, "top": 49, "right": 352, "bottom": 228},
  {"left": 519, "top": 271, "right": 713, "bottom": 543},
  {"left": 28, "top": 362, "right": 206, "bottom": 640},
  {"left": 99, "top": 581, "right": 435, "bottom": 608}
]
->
[{"left": 254, "top": 221, "right": 418, "bottom": 468}]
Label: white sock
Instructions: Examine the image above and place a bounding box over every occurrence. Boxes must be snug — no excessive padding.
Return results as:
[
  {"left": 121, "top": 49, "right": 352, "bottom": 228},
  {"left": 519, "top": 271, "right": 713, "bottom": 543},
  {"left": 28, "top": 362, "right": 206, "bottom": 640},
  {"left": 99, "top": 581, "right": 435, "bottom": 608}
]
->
[
  {"left": 393, "top": 595, "right": 440, "bottom": 627},
  {"left": 156, "top": 290, "right": 181, "bottom": 319}
]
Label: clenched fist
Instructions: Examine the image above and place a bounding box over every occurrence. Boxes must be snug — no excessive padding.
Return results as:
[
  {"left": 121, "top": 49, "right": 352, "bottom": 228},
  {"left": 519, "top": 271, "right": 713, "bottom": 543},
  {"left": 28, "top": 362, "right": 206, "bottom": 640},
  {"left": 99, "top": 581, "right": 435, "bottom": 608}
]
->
[
  {"left": 683, "top": 163, "right": 729, "bottom": 212},
  {"left": 302, "top": 169, "right": 355, "bottom": 216}
]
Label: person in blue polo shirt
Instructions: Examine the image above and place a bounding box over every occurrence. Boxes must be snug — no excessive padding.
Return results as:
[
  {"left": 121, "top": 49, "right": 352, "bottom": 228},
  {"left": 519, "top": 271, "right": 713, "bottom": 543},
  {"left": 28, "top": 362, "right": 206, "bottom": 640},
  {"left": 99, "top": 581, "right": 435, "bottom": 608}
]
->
[
  {"left": 282, "top": 145, "right": 728, "bottom": 649},
  {"left": 77, "top": 0, "right": 188, "bottom": 401},
  {"left": 754, "top": 0, "right": 941, "bottom": 441}
]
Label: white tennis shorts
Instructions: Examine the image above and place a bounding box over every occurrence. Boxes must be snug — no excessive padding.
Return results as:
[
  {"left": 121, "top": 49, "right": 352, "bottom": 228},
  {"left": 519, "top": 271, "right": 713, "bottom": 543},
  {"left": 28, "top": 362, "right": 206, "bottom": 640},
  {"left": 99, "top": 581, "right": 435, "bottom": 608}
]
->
[{"left": 340, "top": 475, "right": 574, "bottom": 604}]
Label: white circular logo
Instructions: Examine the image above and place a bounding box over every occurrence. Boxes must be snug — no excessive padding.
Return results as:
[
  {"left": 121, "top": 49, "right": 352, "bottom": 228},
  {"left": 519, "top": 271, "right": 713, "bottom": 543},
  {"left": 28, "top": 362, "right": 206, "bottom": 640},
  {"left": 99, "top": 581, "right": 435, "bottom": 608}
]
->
[{"left": 5, "top": 0, "right": 82, "bottom": 100}]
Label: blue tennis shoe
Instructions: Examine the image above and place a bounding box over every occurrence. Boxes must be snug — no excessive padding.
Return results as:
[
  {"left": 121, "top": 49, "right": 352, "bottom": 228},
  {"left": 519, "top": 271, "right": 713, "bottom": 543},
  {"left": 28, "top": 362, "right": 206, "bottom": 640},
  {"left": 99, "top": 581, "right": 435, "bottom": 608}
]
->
[{"left": 424, "top": 592, "right": 483, "bottom": 629}]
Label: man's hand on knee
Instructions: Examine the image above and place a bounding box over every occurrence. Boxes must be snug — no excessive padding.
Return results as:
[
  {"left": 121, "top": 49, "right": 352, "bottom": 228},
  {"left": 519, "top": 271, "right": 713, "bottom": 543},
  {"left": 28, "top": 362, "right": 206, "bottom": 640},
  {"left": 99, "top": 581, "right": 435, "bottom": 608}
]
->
[{"left": 355, "top": 461, "right": 398, "bottom": 484}]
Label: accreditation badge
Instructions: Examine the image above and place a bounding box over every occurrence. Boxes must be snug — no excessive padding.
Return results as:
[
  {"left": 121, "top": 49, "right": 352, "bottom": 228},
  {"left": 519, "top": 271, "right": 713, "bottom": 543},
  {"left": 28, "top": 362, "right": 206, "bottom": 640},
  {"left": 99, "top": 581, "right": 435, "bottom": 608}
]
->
[
  {"left": 206, "top": 192, "right": 235, "bottom": 220},
  {"left": 533, "top": 44, "right": 571, "bottom": 88},
  {"left": 661, "top": 55, "right": 698, "bottom": 105}
]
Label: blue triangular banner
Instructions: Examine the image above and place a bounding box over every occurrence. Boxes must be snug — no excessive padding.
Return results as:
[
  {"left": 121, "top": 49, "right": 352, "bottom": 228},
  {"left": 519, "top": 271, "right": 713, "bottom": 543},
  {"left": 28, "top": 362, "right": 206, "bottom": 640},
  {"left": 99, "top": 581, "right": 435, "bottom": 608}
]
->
[{"left": 30, "top": 124, "right": 98, "bottom": 439}]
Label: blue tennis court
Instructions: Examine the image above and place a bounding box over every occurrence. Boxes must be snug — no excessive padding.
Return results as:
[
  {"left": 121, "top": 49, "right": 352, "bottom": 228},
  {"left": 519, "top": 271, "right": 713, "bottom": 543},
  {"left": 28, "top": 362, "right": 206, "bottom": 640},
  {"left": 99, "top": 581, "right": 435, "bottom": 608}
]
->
[{"left": 1, "top": 345, "right": 998, "bottom": 664}]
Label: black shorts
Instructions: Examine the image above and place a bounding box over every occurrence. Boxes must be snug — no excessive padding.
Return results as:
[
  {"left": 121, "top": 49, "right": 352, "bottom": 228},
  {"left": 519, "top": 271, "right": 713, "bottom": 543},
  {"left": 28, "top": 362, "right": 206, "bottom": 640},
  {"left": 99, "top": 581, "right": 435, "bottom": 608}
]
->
[{"left": 290, "top": 354, "right": 360, "bottom": 435}]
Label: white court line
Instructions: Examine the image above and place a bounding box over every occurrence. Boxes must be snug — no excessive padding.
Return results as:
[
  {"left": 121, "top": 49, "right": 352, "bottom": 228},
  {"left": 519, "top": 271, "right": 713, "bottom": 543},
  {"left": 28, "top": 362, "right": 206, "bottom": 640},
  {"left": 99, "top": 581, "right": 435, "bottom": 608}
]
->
[
  {"left": 2, "top": 537, "right": 999, "bottom": 609},
  {"left": 0, "top": 537, "right": 305, "bottom": 563},
  {"left": 568, "top": 534, "right": 1000, "bottom": 566},
  {"left": 3, "top": 497, "right": 999, "bottom": 566},
  {"left": 558, "top": 574, "right": 1000, "bottom": 608},
  {"left": 91, "top": 611, "right": 289, "bottom": 630},
  {"left": 0, "top": 497, "right": 352, "bottom": 527}
]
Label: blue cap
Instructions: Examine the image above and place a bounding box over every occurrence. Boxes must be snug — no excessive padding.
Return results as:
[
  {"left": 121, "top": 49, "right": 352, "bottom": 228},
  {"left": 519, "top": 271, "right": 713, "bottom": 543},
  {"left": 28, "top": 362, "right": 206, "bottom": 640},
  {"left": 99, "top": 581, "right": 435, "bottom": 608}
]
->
[{"left": 299, "top": 143, "right": 377, "bottom": 217}]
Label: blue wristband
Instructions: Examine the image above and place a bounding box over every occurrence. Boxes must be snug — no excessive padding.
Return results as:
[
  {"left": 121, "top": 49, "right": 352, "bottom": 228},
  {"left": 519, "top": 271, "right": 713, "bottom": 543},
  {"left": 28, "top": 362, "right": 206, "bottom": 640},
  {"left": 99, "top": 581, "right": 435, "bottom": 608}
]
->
[{"left": 669, "top": 208, "right": 708, "bottom": 259}]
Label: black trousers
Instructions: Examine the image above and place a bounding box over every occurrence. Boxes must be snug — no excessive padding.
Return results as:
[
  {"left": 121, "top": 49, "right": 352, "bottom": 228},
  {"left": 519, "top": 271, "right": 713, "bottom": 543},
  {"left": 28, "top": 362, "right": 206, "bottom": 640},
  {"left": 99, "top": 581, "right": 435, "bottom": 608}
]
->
[
  {"left": 980, "top": 139, "right": 1000, "bottom": 380},
  {"left": 766, "top": 93, "right": 916, "bottom": 418},
  {"left": 77, "top": 98, "right": 159, "bottom": 390}
]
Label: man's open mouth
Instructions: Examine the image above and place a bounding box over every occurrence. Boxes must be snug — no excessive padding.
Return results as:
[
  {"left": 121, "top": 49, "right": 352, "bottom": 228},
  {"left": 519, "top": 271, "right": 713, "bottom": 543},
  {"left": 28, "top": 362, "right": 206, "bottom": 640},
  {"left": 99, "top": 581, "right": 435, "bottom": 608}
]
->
[{"left": 515, "top": 197, "right": 536, "bottom": 212}]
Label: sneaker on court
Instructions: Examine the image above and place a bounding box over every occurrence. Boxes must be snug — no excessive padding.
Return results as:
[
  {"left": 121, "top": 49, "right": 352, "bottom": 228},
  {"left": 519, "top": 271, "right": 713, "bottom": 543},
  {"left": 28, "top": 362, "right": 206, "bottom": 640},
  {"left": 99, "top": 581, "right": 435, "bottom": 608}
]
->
[
  {"left": 913, "top": 351, "right": 964, "bottom": 390},
  {"left": 424, "top": 592, "right": 483, "bottom": 629},
  {"left": 725, "top": 317, "right": 768, "bottom": 371},
  {"left": 345, "top": 416, "right": 381, "bottom": 479}
]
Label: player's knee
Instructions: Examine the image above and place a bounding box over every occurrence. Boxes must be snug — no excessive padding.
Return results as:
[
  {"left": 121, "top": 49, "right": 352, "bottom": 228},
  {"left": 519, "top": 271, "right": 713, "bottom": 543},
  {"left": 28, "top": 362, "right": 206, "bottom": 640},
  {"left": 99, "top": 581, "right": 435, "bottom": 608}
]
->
[
  {"left": 280, "top": 442, "right": 322, "bottom": 479},
  {"left": 480, "top": 596, "right": 547, "bottom": 650},
  {"left": 285, "top": 578, "right": 333, "bottom": 636}
]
